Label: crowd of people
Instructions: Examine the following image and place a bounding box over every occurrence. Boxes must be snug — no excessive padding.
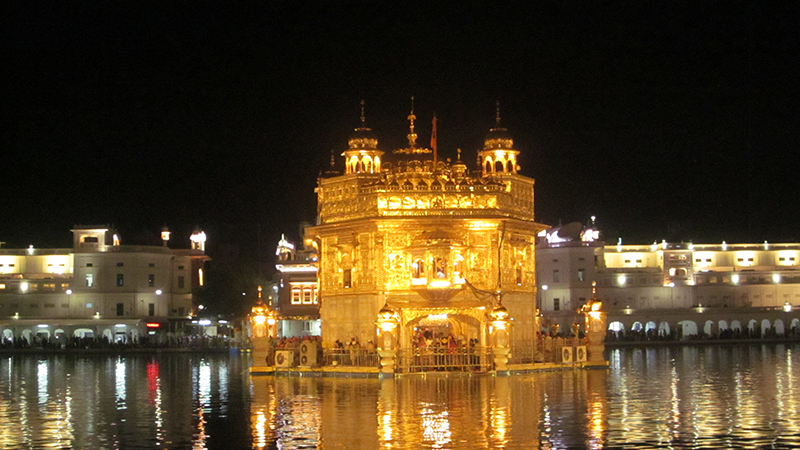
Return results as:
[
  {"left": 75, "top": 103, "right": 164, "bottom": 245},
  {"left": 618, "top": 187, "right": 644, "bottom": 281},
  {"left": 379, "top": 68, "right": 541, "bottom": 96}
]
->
[{"left": 0, "top": 334, "right": 236, "bottom": 351}]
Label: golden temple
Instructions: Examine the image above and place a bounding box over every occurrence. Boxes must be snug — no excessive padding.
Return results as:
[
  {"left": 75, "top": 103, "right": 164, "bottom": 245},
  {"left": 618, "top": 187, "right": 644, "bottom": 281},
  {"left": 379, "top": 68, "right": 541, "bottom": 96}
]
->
[{"left": 306, "top": 100, "right": 547, "bottom": 356}]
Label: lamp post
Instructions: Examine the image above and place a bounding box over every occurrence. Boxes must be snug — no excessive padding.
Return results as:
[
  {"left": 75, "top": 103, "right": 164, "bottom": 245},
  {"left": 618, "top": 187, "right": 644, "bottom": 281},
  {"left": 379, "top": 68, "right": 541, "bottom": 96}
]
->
[
  {"left": 375, "top": 302, "right": 400, "bottom": 375},
  {"left": 490, "top": 303, "right": 511, "bottom": 372},
  {"left": 581, "top": 282, "right": 606, "bottom": 363}
]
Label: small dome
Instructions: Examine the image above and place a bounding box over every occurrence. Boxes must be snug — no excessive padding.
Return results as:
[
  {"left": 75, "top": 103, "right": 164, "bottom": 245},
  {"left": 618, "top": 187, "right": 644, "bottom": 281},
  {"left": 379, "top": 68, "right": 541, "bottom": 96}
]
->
[
  {"left": 348, "top": 126, "right": 379, "bottom": 150},
  {"left": 484, "top": 126, "right": 514, "bottom": 150}
]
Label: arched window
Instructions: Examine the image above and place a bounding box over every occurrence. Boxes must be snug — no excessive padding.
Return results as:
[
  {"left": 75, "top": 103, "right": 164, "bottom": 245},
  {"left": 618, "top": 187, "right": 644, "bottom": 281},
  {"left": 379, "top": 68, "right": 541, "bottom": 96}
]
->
[
  {"left": 495, "top": 160, "right": 505, "bottom": 173},
  {"left": 434, "top": 258, "right": 446, "bottom": 278},
  {"left": 412, "top": 259, "right": 425, "bottom": 278}
]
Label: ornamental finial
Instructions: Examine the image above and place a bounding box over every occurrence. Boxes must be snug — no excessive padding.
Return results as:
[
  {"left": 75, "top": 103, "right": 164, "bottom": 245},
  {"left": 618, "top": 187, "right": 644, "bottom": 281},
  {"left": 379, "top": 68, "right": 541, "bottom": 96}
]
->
[
  {"left": 360, "top": 99, "right": 366, "bottom": 127},
  {"left": 407, "top": 96, "right": 417, "bottom": 148},
  {"left": 495, "top": 100, "right": 501, "bottom": 126}
]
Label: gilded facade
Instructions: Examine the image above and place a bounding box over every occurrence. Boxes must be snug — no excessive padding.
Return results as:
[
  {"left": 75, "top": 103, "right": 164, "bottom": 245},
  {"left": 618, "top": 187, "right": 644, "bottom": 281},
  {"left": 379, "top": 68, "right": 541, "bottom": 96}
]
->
[{"left": 306, "top": 103, "right": 547, "bottom": 350}]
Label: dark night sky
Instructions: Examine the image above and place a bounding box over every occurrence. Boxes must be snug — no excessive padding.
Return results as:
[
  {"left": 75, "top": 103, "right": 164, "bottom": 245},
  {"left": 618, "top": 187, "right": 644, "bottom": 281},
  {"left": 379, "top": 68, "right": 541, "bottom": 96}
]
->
[{"left": 4, "top": 2, "right": 800, "bottom": 258}]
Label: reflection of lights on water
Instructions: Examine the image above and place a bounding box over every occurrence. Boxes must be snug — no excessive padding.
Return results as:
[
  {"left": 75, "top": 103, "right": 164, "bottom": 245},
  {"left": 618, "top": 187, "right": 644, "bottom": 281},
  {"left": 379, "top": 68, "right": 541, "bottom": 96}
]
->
[
  {"left": 586, "top": 398, "right": 604, "bottom": 449},
  {"left": 199, "top": 360, "right": 211, "bottom": 407},
  {"left": 38, "top": 360, "right": 48, "bottom": 405},
  {"left": 255, "top": 412, "right": 267, "bottom": 449},
  {"left": 115, "top": 358, "right": 126, "bottom": 409},
  {"left": 218, "top": 363, "right": 228, "bottom": 416},
  {"left": 380, "top": 411, "right": 394, "bottom": 442},
  {"left": 420, "top": 405, "right": 451, "bottom": 449},
  {"left": 192, "top": 360, "right": 212, "bottom": 449},
  {"left": 147, "top": 360, "right": 164, "bottom": 446},
  {"left": 490, "top": 404, "right": 508, "bottom": 445}
]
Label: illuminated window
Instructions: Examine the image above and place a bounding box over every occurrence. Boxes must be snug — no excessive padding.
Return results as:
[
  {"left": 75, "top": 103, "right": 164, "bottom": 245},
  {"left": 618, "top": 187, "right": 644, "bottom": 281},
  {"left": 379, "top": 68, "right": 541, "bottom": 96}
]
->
[
  {"left": 116, "top": 274, "right": 124, "bottom": 287},
  {"left": 148, "top": 274, "right": 155, "bottom": 287},
  {"left": 302, "top": 289, "right": 313, "bottom": 304},
  {"left": 313, "top": 288, "right": 318, "bottom": 304},
  {"left": 0, "top": 284, "right": 4, "bottom": 290},
  {"left": 577, "top": 269, "right": 585, "bottom": 282},
  {"left": 86, "top": 273, "right": 94, "bottom": 287},
  {"left": 43, "top": 283, "right": 55, "bottom": 291},
  {"left": 85, "top": 303, "right": 92, "bottom": 308},
  {"left": 343, "top": 269, "right": 352, "bottom": 288},
  {"left": 198, "top": 268, "right": 204, "bottom": 286},
  {"left": 291, "top": 288, "right": 301, "bottom": 304}
]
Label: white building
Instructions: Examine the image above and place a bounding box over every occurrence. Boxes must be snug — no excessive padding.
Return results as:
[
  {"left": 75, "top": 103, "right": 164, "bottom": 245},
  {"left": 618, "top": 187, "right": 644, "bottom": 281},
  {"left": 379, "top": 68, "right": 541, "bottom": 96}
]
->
[
  {"left": 537, "top": 222, "right": 800, "bottom": 337},
  {"left": 0, "top": 225, "right": 209, "bottom": 345}
]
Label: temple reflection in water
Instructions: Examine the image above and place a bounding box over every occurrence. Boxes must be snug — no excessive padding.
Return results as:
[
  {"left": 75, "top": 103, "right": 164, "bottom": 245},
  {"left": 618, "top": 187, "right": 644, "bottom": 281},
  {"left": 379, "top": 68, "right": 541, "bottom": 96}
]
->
[{"left": 249, "top": 370, "right": 609, "bottom": 449}]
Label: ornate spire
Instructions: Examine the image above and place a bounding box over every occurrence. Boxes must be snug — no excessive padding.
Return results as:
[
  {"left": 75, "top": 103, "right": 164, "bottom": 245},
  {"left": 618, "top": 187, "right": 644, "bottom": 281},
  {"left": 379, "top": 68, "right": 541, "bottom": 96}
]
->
[
  {"left": 359, "top": 99, "right": 366, "bottom": 128},
  {"left": 407, "top": 96, "right": 417, "bottom": 148},
  {"left": 495, "top": 100, "right": 501, "bottom": 127}
]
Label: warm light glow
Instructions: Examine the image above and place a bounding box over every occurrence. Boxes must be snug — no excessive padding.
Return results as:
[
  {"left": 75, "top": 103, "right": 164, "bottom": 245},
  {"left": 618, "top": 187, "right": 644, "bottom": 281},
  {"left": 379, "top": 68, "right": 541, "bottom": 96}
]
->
[
  {"left": 773, "top": 273, "right": 781, "bottom": 283},
  {"left": 266, "top": 318, "right": 276, "bottom": 326},
  {"left": 618, "top": 275, "right": 626, "bottom": 286},
  {"left": 27, "top": 245, "right": 35, "bottom": 255},
  {"left": 146, "top": 323, "right": 160, "bottom": 328},
  {"left": 253, "top": 315, "right": 266, "bottom": 325},
  {"left": 65, "top": 289, "right": 72, "bottom": 295},
  {"left": 190, "top": 230, "right": 207, "bottom": 251},
  {"left": 732, "top": 274, "right": 740, "bottom": 284},
  {"left": 541, "top": 284, "right": 548, "bottom": 290},
  {"left": 784, "top": 302, "right": 792, "bottom": 312},
  {"left": 155, "top": 289, "right": 163, "bottom": 295},
  {"left": 429, "top": 279, "right": 451, "bottom": 288}
]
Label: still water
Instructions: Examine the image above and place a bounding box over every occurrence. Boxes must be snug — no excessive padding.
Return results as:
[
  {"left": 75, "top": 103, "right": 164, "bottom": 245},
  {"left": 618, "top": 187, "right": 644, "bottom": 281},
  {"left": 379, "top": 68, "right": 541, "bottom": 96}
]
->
[{"left": 1, "top": 344, "right": 799, "bottom": 449}]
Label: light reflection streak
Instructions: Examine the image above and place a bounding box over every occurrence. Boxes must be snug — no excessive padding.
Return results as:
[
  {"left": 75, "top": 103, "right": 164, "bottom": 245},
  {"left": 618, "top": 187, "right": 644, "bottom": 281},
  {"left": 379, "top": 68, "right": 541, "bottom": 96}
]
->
[
  {"left": 669, "top": 362, "right": 680, "bottom": 441},
  {"left": 115, "top": 357, "right": 126, "bottom": 410},
  {"left": 420, "top": 404, "right": 451, "bottom": 449},
  {"left": 218, "top": 363, "right": 228, "bottom": 416},
  {"left": 37, "top": 360, "right": 48, "bottom": 405},
  {"left": 193, "top": 360, "right": 212, "bottom": 449},
  {"left": 147, "top": 360, "right": 164, "bottom": 446}
]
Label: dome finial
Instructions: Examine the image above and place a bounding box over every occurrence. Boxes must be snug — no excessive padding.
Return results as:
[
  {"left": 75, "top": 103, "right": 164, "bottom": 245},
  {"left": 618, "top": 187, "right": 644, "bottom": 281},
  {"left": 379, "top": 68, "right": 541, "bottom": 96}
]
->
[
  {"left": 495, "top": 100, "right": 501, "bottom": 126},
  {"left": 360, "top": 99, "right": 366, "bottom": 127},
  {"left": 407, "top": 96, "right": 417, "bottom": 148}
]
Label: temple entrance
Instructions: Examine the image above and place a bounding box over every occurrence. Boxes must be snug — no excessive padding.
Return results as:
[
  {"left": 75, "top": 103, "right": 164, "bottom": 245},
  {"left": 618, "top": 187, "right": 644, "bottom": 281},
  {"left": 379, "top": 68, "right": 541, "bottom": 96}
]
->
[{"left": 400, "top": 312, "right": 490, "bottom": 372}]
